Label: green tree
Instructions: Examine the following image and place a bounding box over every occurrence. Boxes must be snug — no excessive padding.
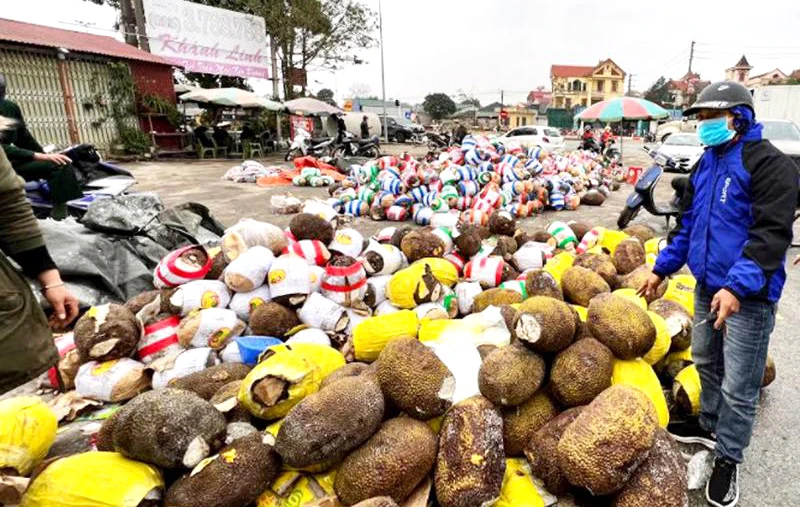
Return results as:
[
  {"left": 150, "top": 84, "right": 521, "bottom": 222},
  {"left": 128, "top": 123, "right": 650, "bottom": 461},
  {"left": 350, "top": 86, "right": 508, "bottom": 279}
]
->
[
  {"left": 182, "top": 73, "right": 253, "bottom": 91},
  {"left": 317, "top": 88, "right": 336, "bottom": 106},
  {"left": 423, "top": 93, "right": 457, "bottom": 120},
  {"left": 643, "top": 77, "right": 673, "bottom": 107}
]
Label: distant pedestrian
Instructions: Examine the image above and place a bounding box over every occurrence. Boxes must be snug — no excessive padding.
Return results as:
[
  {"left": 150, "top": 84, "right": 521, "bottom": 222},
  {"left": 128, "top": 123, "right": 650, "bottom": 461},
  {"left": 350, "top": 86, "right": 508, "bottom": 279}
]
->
[
  {"left": 360, "top": 115, "right": 370, "bottom": 139},
  {"left": 639, "top": 81, "right": 797, "bottom": 507}
]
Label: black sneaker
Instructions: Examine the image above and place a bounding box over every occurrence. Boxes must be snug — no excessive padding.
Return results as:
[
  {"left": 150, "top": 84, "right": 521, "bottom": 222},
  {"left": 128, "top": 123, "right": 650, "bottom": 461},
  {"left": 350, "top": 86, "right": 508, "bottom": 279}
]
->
[
  {"left": 667, "top": 419, "right": 717, "bottom": 449},
  {"left": 707, "top": 457, "right": 739, "bottom": 507}
]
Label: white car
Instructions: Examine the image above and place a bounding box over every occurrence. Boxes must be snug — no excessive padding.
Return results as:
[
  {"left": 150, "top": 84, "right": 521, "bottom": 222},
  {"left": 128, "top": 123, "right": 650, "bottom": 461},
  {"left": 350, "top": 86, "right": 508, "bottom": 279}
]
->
[
  {"left": 761, "top": 119, "right": 800, "bottom": 169},
  {"left": 496, "top": 126, "right": 565, "bottom": 153},
  {"left": 653, "top": 133, "right": 704, "bottom": 173}
]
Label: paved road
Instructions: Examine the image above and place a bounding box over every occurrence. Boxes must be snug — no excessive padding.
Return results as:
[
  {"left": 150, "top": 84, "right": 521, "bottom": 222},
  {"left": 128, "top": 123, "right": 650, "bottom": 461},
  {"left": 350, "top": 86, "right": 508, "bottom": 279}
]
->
[{"left": 116, "top": 141, "right": 800, "bottom": 506}]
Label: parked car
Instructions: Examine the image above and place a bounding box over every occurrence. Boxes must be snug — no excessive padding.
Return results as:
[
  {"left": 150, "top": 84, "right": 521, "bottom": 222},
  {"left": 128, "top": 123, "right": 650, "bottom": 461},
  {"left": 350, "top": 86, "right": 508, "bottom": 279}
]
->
[
  {"left": 655, "top": 119, "right": 696, "bottom": 142},
  {"left": 761, "top": 119, "right": 800, "bottom": 171},
  {"left": 380, "top": 116, "right": 418, "bottom": 143},
  {"left": 651, "top": 133, "right": 704, "bottom": 173},
  {"left": 495, "top": 126, "right": 565, "bottom": 152}
]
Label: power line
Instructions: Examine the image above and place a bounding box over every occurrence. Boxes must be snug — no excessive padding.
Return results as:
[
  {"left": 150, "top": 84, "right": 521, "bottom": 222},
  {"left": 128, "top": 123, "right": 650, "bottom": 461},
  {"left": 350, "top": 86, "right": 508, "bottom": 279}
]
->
[{"left": 695, "top": 41, "right": 800, "bottom": 50}]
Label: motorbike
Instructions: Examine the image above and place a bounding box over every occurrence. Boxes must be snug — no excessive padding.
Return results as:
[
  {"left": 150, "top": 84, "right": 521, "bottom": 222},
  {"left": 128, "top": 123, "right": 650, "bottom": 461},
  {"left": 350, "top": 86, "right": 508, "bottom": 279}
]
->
[
  {"left": 426, "top": 131, "right": 451, "bottom": 150},
  {"left": 332, "top": 131, "right": 381, "bottom": 158},
  {"left": 27, "top": 144, "right": 136, "bottom": 219},
  {"left": 617, "top": 147, "right": 689, "bottom": 230},
  {"left": 581, "top": 136, "right": 600, "bottom": 153},
  {"left": 284, "top": 128, "right": 335, "bottom": 161},
  {"left": 644, "top": 131, "right": 656, "bottom": 143},
  {"left": 603, "top": 138, "right": 621, "bottom": 164}
]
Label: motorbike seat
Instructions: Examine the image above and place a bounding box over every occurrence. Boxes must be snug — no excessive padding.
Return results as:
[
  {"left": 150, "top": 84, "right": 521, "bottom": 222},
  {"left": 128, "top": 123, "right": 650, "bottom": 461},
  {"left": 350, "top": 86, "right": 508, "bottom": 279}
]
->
[{"left": 310, "top": 137, "right": 330, "bottom": 145}]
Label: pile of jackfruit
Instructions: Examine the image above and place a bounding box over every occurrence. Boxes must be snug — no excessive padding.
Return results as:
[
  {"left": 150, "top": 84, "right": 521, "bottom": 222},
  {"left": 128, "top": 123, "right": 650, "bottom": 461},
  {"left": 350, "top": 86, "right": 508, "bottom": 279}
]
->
[{"left": 0, "top": 214, "right": 777, "bottom": 507}]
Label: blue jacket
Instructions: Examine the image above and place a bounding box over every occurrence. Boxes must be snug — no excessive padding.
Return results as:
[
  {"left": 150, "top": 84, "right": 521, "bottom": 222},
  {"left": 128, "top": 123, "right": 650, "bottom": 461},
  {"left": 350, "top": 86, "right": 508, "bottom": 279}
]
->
[{"left": 653, "top": 124, "right": 798, "bottom": 302}]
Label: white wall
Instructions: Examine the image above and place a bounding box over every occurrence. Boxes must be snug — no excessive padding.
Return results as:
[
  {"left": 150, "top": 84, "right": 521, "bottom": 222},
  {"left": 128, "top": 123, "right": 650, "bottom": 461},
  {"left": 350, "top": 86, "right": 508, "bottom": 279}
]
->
[{"left": 753, "top": 85, "right": 800, "bottom": 125}]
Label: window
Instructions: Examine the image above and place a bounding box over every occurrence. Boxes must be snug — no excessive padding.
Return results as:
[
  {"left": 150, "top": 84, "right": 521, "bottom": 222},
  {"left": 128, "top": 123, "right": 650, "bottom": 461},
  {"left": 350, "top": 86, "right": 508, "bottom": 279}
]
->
[
  {"left": 521, "top": 117, "right": 527, "bottom": 126},
  {"left": 531, "top": 128, "right": 538, "bottom": 135},
  {"left": 565, "top": 98, "right": 572, "bottom": 108},
  {"left": 516, "top": 117, "right": 521, "bottom": 127},
  {"left": 596, "top": 81, "right": 603, "bottom": 92},
  {"left": 581, "top": 98, "right": 587, "bottom": 106},
  {"left": 612, "top": 80, "right": 619, "bottom": 92},
  {"left": 572, "top": 79, "right": 582, "bottom": 92}
]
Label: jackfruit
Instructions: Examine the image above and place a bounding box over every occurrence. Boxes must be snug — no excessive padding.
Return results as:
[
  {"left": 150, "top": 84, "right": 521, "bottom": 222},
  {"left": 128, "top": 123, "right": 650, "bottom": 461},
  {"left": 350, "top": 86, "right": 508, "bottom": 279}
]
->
[
  {"left": 95, "top": 408, "right": 121, "bottom": 452},
  {"left": 377, "top": 337, "right": 453, "bottom": 419},
  {"left": 275, "top": 375, "right": 384, "bottom": 469},
  {"left": 472, "top": 288, "right": 524, "bottom": 313},
  {"left": 622, "top": 224, "right": 656, "bottom": 245},
  {"left": 454, "top": 225, "right": 486, "bottom": 257},
  {"left": 568, "top": 222, "right": 591, "bottom": 241},
  {"left": 73, "top": 303, "right": 140, "bottom": 362},
  {"left": 524, "top": 406, "right": 584, "bottom": 496},
  {"left": 320, "top": 362, "right": 371, "bottom": 389},
  {"left": 412, "top": 257, "right": 459, "bottom": 287},
  {"left": 763, "top": 355, "right": 776, "bottom": 387},
  {"left": 290, "top": 213, "right": 334, "bottom": 244},
  {"left": 249, "top": 302, "right": 300, "bottom": 338},
  {"left": 620, "top": 265, "right": 666, "bottom": 302},
  {"left": 112, "top": 388, "right": 227, "bottom": 469},
  {"left": 612, "top": 238, "right": 646, "bottom": 275},
  {"left": 648, "top": 299, "right": 693, "bottom": 351},
  {"left": 209, "top": 380, "right": 250, "bottom": 422},
  {"left": 489, "top": 210, "right": 517, "bottom": 237},
  {"left": 502, "top": 392, "right": 559, "bottom": 457},
  {"left": 478, "top": 343, "right": 545, "bottom": 407},
  {"left": 573, "top": 252, "right": 618, "bottom": 288},
  {"left": 434, "top": 396, "right": 505, "bottom": 507},
  {"left": 386, "top": 265, "right": 442, "bottom": 309},
  {"left": 512, "top": 296, "right": 576, "bottom": 353},
  {"left": 168, "top": 363, "right": 251, "bottom": 400},
  {"left": 401, "top": 229, "right": 446, "bottom": 263},
  {"left": 164, "top": 433, "right": 282, "bottom": 507},
  {"left": 612, "top": 429, "right": 688, "bottom": 507},
  {"left": 557, "top": 385, "right": 658, "bottom": 495},
  {"left": 588, "top": 293, "right": 656, "bottom": 359},
  {"left": 550, "top": 338, "right": 614, "bottom": 407},
  {"left": 611, "top": 358, "right": 670, "bottom": 427},
  {"left": 561, "top": 266, "right": 611, "bottom": 307},
  {"left": 524, "top": 269, "right": 563, "bottom": 300},
  {"left": 335, "top": 418, "right": 437, "bottom": 505},
  {"left": 611, "top": 288, "right": 647, "bottom": 310}
]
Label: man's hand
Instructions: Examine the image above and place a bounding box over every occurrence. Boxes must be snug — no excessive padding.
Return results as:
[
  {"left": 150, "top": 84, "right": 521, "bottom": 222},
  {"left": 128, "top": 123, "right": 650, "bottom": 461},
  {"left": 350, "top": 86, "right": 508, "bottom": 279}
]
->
[
  {"left": 34, "top": 153, "right": 72, "bottom": 166},
  {"left": 793, "top": 254, "right": 800, "bottom": 266},
  {"left": 711, "top": 289, "right": 740, "bottom": 330},
  {"left": 37, "top": 269, "right": 79, "bottom": 325},
  {"left": 637, "top": 273, "right": 663, "bottom": 300}
]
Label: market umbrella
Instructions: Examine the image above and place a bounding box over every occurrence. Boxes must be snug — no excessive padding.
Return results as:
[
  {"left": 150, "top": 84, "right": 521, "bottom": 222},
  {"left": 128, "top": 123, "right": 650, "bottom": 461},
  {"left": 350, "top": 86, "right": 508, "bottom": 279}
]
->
[
  {"left": 179, "top": 88, "right": 284, "bottom": 111},
  {"left": 577, "top": 97, "right": 669, "bottom": 154},
  {"left": 283, "top": 97, "right": 342, "bottom": 116}
]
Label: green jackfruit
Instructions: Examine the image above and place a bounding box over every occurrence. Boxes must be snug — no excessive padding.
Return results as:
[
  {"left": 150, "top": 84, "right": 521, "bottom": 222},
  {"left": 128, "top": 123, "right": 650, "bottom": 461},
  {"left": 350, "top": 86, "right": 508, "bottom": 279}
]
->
[
  {"left": 621, "top": 265, "right": 666, "bottom": 303},
  {"left": 478, "top": 343, "right": 545, "bottom": 407},
  {"left": 573, "top": 252, "right": 618, "bottom": 288},
  {"left": 622, "top": 224, "right": 656, "bottom": 245},
  {"left": 168, "top": 363, "right": 251, "bottom": 400},
  {"left": 472, "top": 288, "right": 523, "bottom": 313},
  {"left": 320, "top": 362, "right": 371, "bottom": 389},
  {"left": 524, "top": 270, "right": 563, "bottom": 300},
  {"left": 502, "top": 392, "right": 559, "bottom": 457},
  {"left": 561, "top": 266, "right": 611, "bottom": 307},
  {"left": 550, "top": 338, "right": 614, "bottom": 407},
  {"left": 612, "top": 239, "right": 646, "bottom": 276},
  {"left": 588, "top": 293, "right": 656, "bottom": 359},
  {"left": 335, "top": 418, "right": 437, "bottom": 505}
]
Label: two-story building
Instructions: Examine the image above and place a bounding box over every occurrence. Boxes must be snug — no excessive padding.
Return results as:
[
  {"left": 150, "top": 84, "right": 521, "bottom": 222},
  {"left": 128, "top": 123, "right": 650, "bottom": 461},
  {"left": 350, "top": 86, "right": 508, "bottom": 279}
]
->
[{"left": 550, "top": 59, "right": 626, "bottom": 109}]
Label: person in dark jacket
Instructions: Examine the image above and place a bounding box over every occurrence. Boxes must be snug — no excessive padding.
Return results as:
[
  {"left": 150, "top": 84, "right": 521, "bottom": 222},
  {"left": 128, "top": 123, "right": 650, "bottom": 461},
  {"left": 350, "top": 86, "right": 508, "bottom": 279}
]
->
[
  {"left": 639, "top": 81, "right": 798, "bottom": 507},
  {"left": 0, "top": 116, "right": 80, "bottom": 393},
  {"left": 360, "top": 115, "right": 370, "bottom": 139},
  {"left": 0, "top": 74, "right": 81, "bottom": 219}
]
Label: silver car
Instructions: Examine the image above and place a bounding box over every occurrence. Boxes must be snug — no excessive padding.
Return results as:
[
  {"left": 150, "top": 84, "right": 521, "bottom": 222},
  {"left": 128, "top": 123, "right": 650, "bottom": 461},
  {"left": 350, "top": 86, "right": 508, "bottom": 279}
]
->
[{"left": 654, "top": 133, "right": 704, "bottom": 173}]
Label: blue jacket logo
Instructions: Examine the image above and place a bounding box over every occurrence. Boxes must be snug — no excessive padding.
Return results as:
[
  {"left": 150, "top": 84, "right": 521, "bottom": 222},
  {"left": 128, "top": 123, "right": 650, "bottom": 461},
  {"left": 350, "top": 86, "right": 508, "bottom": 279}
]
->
[{"left": 720, "top": 177, "right": 731, "bottom": 204}]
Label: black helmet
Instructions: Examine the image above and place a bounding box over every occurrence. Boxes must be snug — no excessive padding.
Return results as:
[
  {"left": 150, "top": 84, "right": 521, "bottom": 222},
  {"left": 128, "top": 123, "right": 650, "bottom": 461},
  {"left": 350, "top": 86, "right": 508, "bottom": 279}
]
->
[{"left": 683, "top": 81, "right": 753, "bottom": 116}]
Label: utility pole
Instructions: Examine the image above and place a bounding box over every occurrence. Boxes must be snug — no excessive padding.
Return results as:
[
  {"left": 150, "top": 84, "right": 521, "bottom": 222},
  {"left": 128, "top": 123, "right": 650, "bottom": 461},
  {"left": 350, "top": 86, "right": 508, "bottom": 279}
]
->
[
  {"left": 379, "top": 0, "right": 388, "bottom": 144},
  {"left": 627, "top": 74, "right": 635, "bottom": 95},
  {"left": 270, "top": 35, "right": 282, "bottom": 144},
  {"left": 500, "top": 89, "right": 504, "bottom": 128},
  {"left": 132, "top": 0, "right": 150, "bottom": 51},
  {"left": 688, "top": 40, "right": 695, "bottom": 74},
  {"left": 119, "top": 0, "right": 138, "bottom": 47}
]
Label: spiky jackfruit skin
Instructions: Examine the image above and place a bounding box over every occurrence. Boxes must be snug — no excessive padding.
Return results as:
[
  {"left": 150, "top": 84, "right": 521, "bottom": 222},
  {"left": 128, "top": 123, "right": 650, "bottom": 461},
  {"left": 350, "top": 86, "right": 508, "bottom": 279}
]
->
[
  {"left": 621, "top": 265, "right": 666, "bottom": 303},
  {"left": 472, "top": 288, "right": 523, "bottom": 313},
  {"left": 401, "top": 230, "right": 445, "bottom": 263},
  {"left": 524, "top": 407, "right": 584, "bottom": 496},
  {"left": 321, "top": 362, "right": 371, "bottom": 389},
  {"left": 550, "top": 338, "right": 614, "bottom": 407},
  {"left": 168, "top": 363, "right": 251, "bottom": 400},
  {"left": 512, "top": 296, "right": 576, "bottom": 353},
  {"left": 377, "top": 338, "right": 453, "bottom": 420},
  {"left": 622, "top": 224, "right": 656, "bottom": 245},
  {"left": 164, "top": 433, "right": 282, "bottom": 507},
  {"left": 478, "top": 343, "right": 545, "bottom": 407},
  {"left": 275, "top": 375, "right": 384, "bottom": 469},
  {"left": 73, "top": 304, "right": 139, "bottom": 362},
  {"left": 588, "top": 293, "right": 656, "bottom": 360},
  {"left": 290, "top": 213, "right": 334, "bottom": 244},
  {"left": 524, "top": 270, "right": 563, "bottom": 300},
  {"left": 557, "top": 385, "right": 658, "bottom": 495},
  {"left": 612, "top": 239, "right": 646, "bottom": 275},
  {"left": 502, "top": 392, "right": 559, "bottom": 457},
  {"left": 611, "top": 429, "right": 688, "bottom": 507},
  {"left": 573, "top": 253, "right": 618, "bottom": 288},
  {"left": 112, "top": 388, "right": 227, "bottom": 469},
  {"left": 95, "top": 409, "right": 121, "bottom": 452},
  {"left": 249, "top": 302, "right": 299, "bottom": 338},
  {"left": 561, "top": 266, "right": 611, "bottom": 307},
  {"left": 489, "top": 210, "right": 517, "bottom": 237},
  {"left": 435, "top": 396, "right": 505, "bottom": 507},
  {"left": 335, "top": 418, "right": 437, "bottom": 505},
  {"left": 648, "top": 299, "right": 693, "bottom": 351}
]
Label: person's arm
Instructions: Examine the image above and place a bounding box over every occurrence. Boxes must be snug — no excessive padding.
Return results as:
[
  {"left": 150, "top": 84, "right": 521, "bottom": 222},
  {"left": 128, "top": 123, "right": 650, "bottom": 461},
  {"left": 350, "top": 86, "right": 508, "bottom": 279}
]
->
[
  {"left": 2, "top": 143, "right": 36, "bottom": 163},
  {"left": 723, "top": 143, "right": 799, "bottom": 299},
  {"left": 652, "top": 164, "right": 698, "bottom": 279}
]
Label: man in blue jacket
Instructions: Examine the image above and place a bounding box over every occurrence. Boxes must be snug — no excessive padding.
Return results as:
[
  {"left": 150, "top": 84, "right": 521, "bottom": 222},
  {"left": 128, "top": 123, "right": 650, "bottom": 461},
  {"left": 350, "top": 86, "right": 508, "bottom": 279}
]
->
[{"left": 640, "top": 81, "right": 798, "bottom": 507}]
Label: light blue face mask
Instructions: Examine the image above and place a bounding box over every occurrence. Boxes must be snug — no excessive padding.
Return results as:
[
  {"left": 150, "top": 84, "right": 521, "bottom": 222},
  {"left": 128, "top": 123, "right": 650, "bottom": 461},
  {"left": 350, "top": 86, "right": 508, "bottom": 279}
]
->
[{"left": 697, "top": 117, "right": 735, "bottom": 146}]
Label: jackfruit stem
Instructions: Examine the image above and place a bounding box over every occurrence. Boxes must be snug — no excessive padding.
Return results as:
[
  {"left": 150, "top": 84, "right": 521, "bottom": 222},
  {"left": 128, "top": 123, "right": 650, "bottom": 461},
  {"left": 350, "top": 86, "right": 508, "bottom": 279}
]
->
[{"left": 253, "top": 377, "right": 289, "bottom": 406}]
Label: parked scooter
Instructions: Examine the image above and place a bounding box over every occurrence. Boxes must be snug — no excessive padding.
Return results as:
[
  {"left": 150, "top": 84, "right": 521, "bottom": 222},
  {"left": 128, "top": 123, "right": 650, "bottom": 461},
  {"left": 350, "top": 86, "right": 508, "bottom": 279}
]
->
[
  {"left": 26, "top": 144, "right": 136, "bottom": 219},
  {"left": 426, "top": 131, "right": 451, "bottom": 150},
  {"left": 332, "top": 131, "right": 381, "bottom": 158},
  {"left": 617, "top": 147, "right": 688, "bottom": 230},
  {"left": 284, "top": 128, "right": 335, "bottom": 161},
  {"left": 581, "top": 136, "right": 601, "bottom": 153},
  {"left": 603, "top": 138, "right": 621, "bottom": 164}
]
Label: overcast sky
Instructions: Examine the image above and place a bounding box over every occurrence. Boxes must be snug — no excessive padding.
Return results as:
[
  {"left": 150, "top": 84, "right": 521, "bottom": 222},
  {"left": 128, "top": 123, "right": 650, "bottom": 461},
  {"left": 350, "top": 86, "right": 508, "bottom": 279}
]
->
[{"left": 4, "top": 0, "right": 800, "bottom": 105}]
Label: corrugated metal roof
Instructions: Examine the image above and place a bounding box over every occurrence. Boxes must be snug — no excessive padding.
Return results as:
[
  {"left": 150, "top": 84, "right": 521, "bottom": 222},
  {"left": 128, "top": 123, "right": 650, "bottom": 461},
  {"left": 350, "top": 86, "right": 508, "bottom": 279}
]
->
[{"left": 0, "top": 17, "right": 172, "bottom": 66}]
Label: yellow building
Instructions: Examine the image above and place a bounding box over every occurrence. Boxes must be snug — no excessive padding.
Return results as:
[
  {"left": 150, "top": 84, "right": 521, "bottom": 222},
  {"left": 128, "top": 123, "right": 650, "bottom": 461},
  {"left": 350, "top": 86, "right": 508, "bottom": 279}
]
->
[
  {"left": 505, "top": 104, "right": 538, "bottom": 128},
  {"left": 550, "top": 59, "right": 626, "bottom": 109}
]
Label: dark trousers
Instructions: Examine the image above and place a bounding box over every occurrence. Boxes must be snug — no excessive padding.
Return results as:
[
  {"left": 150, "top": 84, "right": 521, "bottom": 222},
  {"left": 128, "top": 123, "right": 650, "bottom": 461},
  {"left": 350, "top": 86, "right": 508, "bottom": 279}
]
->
[{"left": 14, "top": 160, "right": 82, "bottom": 204}]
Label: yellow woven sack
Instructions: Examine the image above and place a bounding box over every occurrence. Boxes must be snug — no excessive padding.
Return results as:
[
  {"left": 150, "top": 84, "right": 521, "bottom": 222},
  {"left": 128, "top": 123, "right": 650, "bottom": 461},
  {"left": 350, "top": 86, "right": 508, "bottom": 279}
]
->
[
  {"left": 571, "top": 305, "right": 588, "bottom": 322},
  {"left": 0, "top": 397, "right": 57, "bottom": 475},
  {"left": 673, "top": 364, "right": 701, "bottom": 416},
  {"left": 386, "top": 265, "right": 440, "bottom": 309},
  {"left": 239, "top": 343, "right": 345, "bottom": 420},
  {"left": 353, "top": 310, "right": 418, "bottom": 361},
  {"left": 496, "top": 458, "right": 545, "bottom": 507},
  {"left": 256, "top": 469, "right": 336, "bottom": 507},
  {"left": 21, "top": 452, "right": 163, "bottom": 507},
  {"left": 612, "top": 288, "right": 647, "bottom": 310},
  {"left": 612, "top": 358, "right": 669, "bottom": 428},
  {"left": 598, "top": 229, "right": 629, "bottom": 254},
  {"left": 418, "top": 319, "right": 481, "bottom": 343},
  {"left": 412, "top": 258, "right": 459, "bottom": 287},
  {"left": 663, "top": 274, "right": 697, "bottom": 317},
  {"left": 643, "top": 311, "right": 672, "bottom": 365},
  {"left": 543, "top": 251, "right": 575, "bottom": 285}
]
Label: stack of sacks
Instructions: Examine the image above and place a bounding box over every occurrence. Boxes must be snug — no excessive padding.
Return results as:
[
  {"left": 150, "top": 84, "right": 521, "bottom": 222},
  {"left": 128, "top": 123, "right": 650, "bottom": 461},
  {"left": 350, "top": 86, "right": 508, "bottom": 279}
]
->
[
  {"left": 222, "top": 160, "right": 281, "bottom": 183},
  {"left": 14, "top": 218, "right": 776, "bottom": 507},
  {"left": 292, "top": 167, "right": 336, "bottom": 187},
  {"left": 320, "top": 134, "right": 624, "bottom": 224}
]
